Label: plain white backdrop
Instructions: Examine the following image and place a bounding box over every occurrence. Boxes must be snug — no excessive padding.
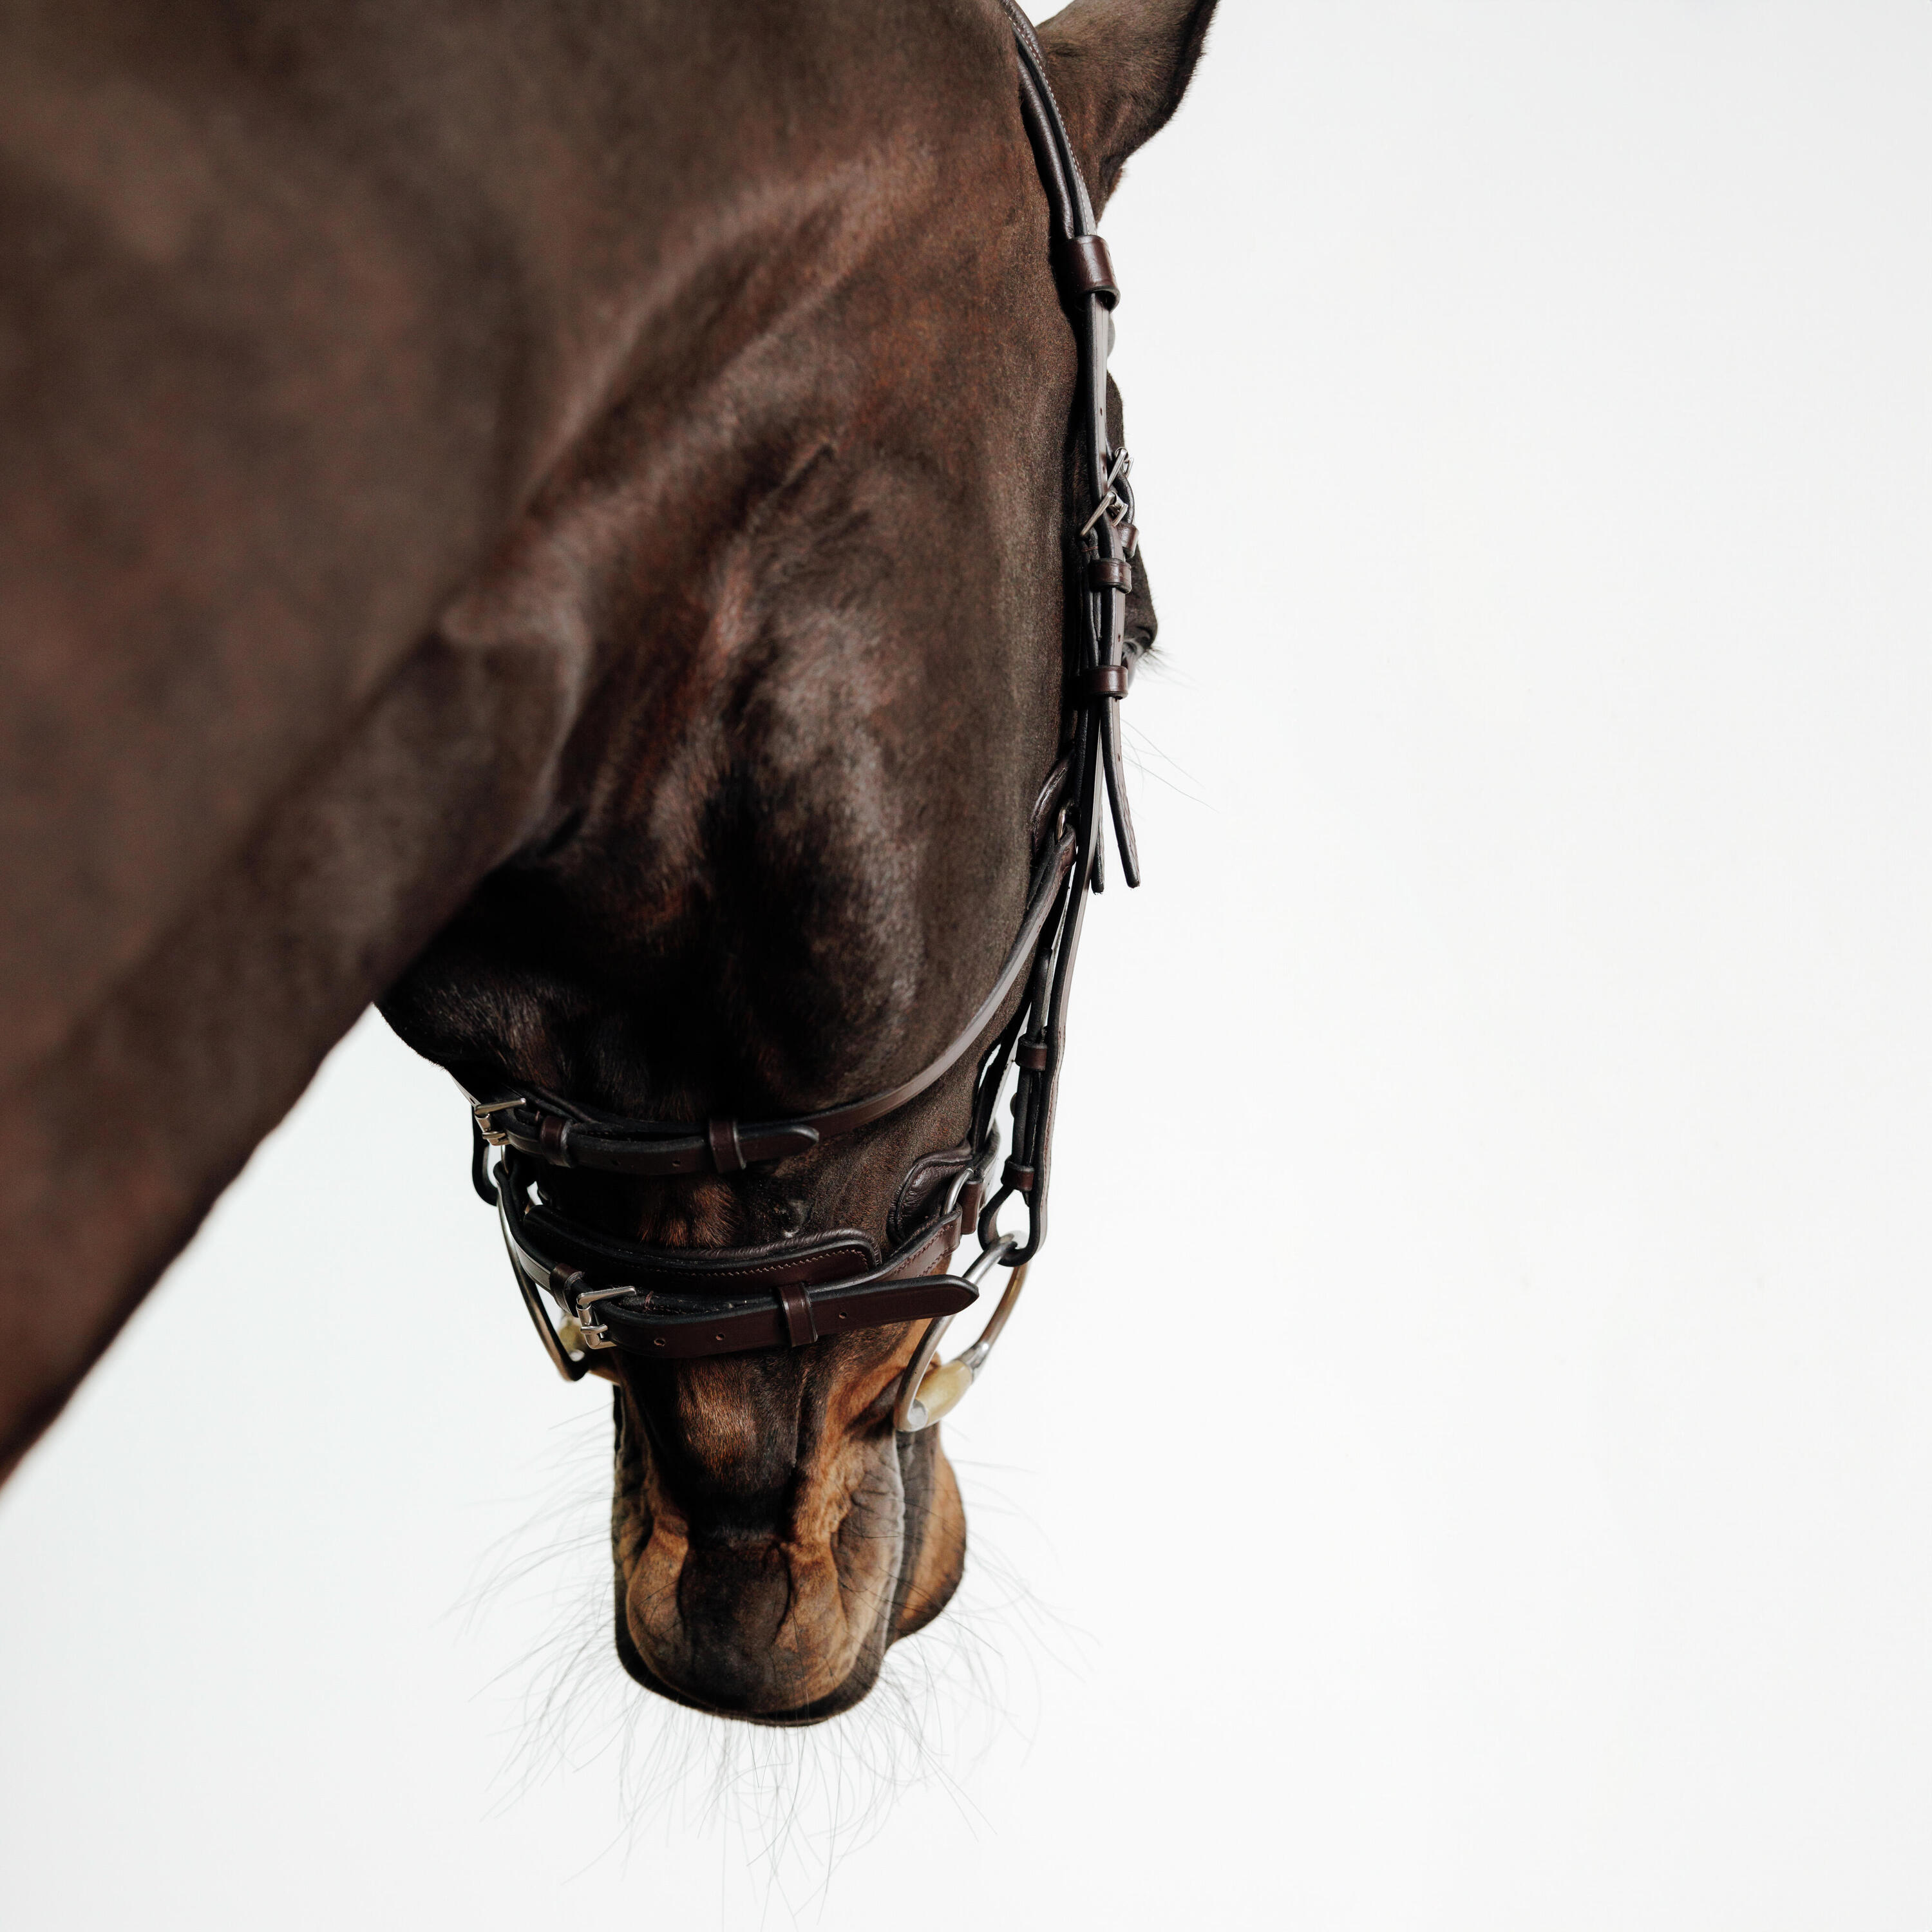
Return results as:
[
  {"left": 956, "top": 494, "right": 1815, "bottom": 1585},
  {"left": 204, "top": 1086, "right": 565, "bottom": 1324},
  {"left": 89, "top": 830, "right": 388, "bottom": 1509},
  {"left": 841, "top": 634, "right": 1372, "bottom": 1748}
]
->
[{"left": 5, "top": 3, "right": 1930, "bottom": 1925}]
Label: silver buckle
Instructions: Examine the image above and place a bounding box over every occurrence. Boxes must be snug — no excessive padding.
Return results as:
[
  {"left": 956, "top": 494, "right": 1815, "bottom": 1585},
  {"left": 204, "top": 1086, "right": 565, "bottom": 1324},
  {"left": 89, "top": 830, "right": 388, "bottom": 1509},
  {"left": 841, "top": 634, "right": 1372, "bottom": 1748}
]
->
[
  {"left": 558, "top": 1284, "right": 630, "bottom": 1353},
  {"left": 471, "top": 1097, "right": 522, "bottom": 1146},
  {"left": 1078, "top": 447, "right": 1133, "bottom": 538},
  {"left": 491, "top": 1160, "right": 631, "bottom": 1380}
]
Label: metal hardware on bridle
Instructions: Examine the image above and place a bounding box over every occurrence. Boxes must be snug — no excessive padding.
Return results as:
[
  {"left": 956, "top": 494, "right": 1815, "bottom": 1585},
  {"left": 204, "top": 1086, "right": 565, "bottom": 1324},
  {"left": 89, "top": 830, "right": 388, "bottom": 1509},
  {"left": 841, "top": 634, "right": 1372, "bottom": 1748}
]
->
[
  {"left": 895, "top": 1235, "right": 1028, "bottom": 1433},
  {"left": 1080, "top": 448, "right": 1133, "bottom": 540},
  {"left": 459, "top": 2, "right": 1142, "bottom": 1435}
]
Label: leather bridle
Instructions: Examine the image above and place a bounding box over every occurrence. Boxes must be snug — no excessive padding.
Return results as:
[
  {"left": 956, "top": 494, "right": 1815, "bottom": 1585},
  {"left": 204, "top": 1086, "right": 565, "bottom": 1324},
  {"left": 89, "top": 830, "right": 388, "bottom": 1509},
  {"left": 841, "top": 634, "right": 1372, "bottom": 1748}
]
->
[{"left": 464, "top": 4, "right": 1142, "bottom": 1434}]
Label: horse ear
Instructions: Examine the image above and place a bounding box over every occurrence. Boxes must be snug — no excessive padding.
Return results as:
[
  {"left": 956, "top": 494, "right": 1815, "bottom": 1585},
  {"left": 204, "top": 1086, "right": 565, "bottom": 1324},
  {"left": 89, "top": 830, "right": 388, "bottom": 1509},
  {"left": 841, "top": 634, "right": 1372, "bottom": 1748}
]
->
[{"left": 1034, "top": 0, "right": 1219, "bottom": 208}]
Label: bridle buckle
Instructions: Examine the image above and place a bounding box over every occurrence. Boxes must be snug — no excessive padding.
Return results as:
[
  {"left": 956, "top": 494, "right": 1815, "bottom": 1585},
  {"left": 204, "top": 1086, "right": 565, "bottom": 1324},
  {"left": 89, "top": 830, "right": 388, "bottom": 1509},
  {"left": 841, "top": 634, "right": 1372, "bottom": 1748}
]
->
[
  {"left": 471, "top": 1097, "right": 520, "bottom": 1146},
  {"left": 556, "top": 1276, "right": 629, "bottom": 1354},
  {"left": 1078, "top": 446, "right": 1133, "bottom": 540}
]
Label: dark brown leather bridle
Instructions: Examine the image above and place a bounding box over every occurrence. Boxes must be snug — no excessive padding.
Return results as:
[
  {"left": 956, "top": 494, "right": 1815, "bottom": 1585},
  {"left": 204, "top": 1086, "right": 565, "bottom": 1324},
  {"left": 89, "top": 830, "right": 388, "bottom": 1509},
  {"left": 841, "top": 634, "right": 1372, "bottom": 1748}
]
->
[{"left": 465, "top": 4, "right": 1142, "bottom": 1433}]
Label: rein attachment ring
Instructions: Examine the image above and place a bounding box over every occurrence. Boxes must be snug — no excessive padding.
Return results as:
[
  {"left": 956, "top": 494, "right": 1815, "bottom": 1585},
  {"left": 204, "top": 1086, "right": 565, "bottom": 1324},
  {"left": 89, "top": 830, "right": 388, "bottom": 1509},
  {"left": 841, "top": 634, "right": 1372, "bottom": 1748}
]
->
[{"left": 895, "top": 1235, "right": 1030, "bottom": 1434}]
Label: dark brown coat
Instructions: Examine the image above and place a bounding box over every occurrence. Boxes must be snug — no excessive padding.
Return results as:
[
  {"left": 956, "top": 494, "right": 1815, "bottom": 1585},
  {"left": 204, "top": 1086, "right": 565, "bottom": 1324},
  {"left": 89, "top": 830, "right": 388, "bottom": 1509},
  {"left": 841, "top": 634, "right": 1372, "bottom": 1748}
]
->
[{"left": 0, "top": 0, "right": 1217, "bottom": 1718}]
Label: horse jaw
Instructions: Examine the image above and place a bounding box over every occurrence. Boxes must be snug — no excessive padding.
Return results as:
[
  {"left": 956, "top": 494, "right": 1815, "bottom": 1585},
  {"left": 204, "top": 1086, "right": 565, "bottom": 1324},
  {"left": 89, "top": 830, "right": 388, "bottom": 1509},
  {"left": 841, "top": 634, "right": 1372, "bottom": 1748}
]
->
[{"left": 605, "top": 1336, "right": 965, "bottom": 1723}]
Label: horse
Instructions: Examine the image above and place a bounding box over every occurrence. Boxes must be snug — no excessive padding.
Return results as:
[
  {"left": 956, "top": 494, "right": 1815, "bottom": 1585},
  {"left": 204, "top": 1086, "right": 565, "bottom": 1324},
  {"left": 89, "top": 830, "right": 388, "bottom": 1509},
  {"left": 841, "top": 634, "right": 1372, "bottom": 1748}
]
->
[{"left": 0, "top": 0, "right": 1217, "bottom": 1722}]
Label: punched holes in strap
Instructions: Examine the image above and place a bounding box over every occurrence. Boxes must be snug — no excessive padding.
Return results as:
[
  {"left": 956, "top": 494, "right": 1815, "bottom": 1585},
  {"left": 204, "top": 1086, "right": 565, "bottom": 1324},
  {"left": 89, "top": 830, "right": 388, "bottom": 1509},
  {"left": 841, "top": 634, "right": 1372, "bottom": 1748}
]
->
[
  {"left": 1058, "top": 234, "right": 1119, "bottom": 308},
  {"left": 706, "top": 1118, "right": 747, "bottom": 1174},
  {"left": 1072, "top": 665, "right": 1130, "bottom": 703}
]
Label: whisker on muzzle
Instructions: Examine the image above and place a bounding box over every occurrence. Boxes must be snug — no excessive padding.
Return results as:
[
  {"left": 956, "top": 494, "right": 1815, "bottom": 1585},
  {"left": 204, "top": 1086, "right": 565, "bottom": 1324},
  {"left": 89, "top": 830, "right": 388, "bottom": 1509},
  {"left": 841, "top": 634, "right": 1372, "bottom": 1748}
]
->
[{"left": 449, "top": 1417, "right": 1075, "bottom": 1892}]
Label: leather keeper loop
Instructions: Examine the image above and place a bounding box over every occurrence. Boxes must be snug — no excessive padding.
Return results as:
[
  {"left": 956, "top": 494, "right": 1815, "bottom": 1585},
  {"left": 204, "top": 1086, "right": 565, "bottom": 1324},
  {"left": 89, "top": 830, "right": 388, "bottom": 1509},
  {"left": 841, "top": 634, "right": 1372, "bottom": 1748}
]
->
[
  {"left": 776, "top": 1279, "right": 818, "bottom": 1348},
  {"left": 1059, "top": 234, "right": 1119, "bottom": 308},
  {"left": 1001, "top": 1157, "right": 1037, "bottom": 1193},
  {"left": 538, "top": 1113, "right": 570, "bottom": 1162},
  {"left": 1017, "top": 1039, "right": 1050, "bottom": 1072},
  {"left": 706, "top": 1117, "right": 746, "bottom": 1175},
  {"left": 1085, "top": 556, "right": 1133, "bottom": 592},
  {"left": 1074, "top": 665, "right": 1130, "bottom": 702}
]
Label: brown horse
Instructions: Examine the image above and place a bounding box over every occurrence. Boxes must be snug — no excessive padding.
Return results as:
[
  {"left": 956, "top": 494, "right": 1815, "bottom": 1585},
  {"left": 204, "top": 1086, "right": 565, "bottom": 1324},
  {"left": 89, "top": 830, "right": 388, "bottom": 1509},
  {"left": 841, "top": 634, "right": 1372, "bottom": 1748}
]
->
[{"left": 0, "top": 0, "right": 1215, "bottom": 1721}]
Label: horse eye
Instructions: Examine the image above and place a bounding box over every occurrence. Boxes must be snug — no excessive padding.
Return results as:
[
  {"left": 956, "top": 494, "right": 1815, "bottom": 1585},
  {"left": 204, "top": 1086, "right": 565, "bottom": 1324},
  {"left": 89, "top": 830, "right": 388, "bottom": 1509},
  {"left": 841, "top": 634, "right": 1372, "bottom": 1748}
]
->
[{"left": 775, "top": 1198, "right": 809, "bottom": 1238}]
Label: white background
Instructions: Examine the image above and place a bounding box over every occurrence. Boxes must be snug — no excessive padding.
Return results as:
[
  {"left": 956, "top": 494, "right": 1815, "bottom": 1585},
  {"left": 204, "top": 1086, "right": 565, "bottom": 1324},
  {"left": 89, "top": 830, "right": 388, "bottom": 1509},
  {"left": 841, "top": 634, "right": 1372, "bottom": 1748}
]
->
[{"left": 5, "top": 3, "right": 1931, "bottom": 1925}]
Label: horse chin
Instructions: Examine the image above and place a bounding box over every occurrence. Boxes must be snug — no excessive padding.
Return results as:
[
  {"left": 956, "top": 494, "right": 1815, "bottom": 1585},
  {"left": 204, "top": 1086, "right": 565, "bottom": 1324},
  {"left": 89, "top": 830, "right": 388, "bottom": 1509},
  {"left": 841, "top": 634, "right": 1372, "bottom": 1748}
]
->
[{"left": 609, "top": 1417, "right": 967, "bottom": 1725}]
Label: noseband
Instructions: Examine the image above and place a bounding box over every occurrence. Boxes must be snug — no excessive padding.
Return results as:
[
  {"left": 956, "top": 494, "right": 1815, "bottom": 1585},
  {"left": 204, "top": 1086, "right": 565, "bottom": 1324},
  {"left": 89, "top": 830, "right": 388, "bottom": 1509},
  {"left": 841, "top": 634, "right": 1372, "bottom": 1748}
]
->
[{"left": 464, "top": 5, "right": 1142, "bottom": 1434}]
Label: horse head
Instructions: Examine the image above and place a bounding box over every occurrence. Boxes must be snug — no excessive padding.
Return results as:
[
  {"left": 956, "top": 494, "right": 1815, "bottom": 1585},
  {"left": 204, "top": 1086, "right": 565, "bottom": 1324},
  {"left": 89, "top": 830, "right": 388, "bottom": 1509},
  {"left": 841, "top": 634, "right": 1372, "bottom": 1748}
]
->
[{"left": 381, "top": 0, "right": 1215, "bottom": 1722}]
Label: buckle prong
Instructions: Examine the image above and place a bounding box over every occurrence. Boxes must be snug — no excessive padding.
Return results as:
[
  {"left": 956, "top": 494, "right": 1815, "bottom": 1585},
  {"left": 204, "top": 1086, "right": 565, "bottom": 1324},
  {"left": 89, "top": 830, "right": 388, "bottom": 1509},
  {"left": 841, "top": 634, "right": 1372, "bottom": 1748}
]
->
[{"left": 1079, "top": 447, "right": 1133, "bottom": 539}]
